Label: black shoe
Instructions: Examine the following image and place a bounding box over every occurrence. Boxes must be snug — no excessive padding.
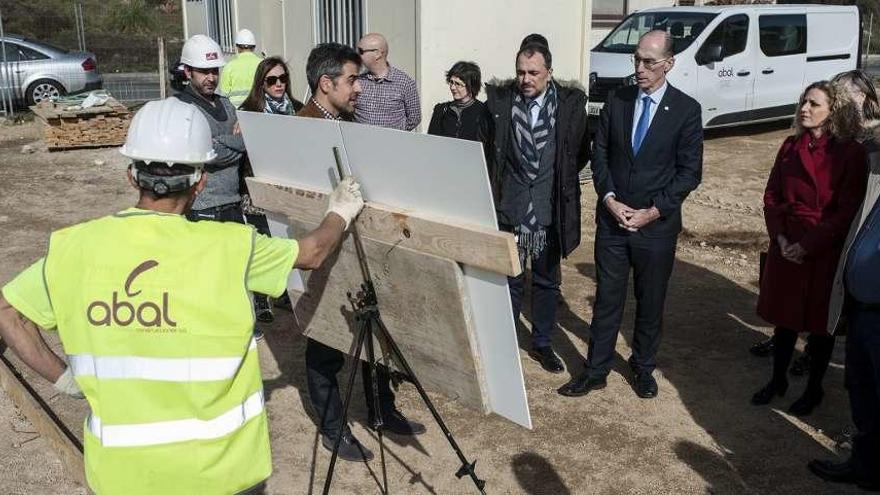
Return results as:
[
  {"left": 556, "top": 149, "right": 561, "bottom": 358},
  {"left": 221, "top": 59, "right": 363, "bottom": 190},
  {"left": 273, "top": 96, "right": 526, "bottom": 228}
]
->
[
  {"left": 558, "top": 373, "right": 607, "bottom": 397},
  {"left": 749, "top": 338, "right": 775, "bottom": 357},
  {"left": 254, "top": 295, "right": 274, "bottom": 323},
  {"left": 808, "top": 458, "right": 880, "bottom": 490},
  {"left": 633, "top": 372, "right": 658, "bottom": 399},
  {"left": 371, "top": 408, "right": 426, "bottom": 436},
  {"left": 275, "top": 291, "right": 292, "bottom": 311},
  {"left": 528, "top": 346, "right": 564, "bottom": 374},
  {"left": 321, "top": 432, "right": 374, "bottom": 462},
  {"left": 789, "top": 388, "right": 824, "bottom": 417},
  {"left": 789, "top": 354, "right": 811, "bottom": 376},
  {"left": 751, "top": 380, "right": 788, "bottom": 405},
  {"left": 253, "top": 327, "right": 264, "bottom": 342}
]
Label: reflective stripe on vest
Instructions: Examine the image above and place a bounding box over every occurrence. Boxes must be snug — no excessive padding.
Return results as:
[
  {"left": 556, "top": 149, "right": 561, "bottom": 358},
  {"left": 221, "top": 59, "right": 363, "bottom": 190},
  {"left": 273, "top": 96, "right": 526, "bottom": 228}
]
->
[
  {"left": 87, "top": 390, "right": 264, "bottom": 447},
  {"left": 69, "top": 339, "right": 257, "bottom": 381}
]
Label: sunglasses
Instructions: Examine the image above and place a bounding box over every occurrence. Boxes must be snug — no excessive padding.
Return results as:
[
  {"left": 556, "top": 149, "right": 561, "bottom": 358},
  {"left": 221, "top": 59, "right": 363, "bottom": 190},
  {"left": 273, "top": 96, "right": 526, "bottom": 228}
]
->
[
  {"left": 265, "top": 74, "right": 289, "bottom": 86},
  {"left": 357, "top": 47, "right": 379, "bottom": 55}
]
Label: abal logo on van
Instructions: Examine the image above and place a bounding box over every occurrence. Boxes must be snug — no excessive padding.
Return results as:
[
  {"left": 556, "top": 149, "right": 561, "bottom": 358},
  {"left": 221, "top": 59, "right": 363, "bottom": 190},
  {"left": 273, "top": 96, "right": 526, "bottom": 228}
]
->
[
  {"left": 717, "top": 67, "right": 734, "bottom": 78},
  {"left": 86, "top": 260, "right": 178, "bottom": 329}
]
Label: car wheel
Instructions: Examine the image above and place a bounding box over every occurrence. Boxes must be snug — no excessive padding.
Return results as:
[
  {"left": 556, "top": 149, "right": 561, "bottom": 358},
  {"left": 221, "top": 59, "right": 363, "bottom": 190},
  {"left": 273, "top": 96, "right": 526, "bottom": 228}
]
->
[{"left": 26, "top": 79, "right": 65, "bottom": 106}]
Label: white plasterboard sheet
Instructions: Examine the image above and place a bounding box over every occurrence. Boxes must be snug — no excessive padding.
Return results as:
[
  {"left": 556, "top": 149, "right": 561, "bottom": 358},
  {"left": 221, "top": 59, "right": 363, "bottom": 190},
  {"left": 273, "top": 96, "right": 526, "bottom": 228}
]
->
[{"left": 238, "top": 112, "right": 531, "bottom": 428}]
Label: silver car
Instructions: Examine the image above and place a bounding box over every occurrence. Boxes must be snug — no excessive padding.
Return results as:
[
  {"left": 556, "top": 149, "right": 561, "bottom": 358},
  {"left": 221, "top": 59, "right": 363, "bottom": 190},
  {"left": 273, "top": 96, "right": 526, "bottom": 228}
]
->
[{"left": 0, "top": 35, "right": 103, "bottom": 106}]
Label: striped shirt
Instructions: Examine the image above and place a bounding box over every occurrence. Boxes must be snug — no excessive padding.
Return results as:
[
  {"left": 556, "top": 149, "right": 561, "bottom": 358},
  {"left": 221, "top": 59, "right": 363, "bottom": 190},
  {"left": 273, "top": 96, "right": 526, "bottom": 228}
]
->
[{"left": 354, "top": 65, "right": 421, "bottom": 131}]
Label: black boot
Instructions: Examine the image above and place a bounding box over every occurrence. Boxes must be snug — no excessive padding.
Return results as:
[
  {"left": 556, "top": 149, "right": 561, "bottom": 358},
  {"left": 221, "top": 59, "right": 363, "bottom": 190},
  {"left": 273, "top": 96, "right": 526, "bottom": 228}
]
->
[
  {"left": 789, "top": 334, "right": 834, "bottom": 416},
  {"left": 752, "top": 327, "right": 796, "bottom": 405}
]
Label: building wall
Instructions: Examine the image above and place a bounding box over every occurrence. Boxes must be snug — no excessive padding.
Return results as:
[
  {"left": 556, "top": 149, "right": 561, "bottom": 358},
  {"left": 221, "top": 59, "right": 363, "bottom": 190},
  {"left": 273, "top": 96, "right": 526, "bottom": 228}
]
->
[
  {"left": 417, "top": 0, "right": 594, "bottom": 127},
  {"left": 365, "top": 0, "right": 418, "bottom": 81}
]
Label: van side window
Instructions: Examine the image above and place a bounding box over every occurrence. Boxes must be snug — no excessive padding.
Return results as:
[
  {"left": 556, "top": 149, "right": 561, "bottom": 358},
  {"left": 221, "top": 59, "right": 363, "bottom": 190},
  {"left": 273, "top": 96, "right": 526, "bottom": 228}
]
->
[
  {"left": 703, "top": 14, "right": 749, "bottom": 59},
  {"left": 759, "top": 14, "right": 807, "bottom": 57}
]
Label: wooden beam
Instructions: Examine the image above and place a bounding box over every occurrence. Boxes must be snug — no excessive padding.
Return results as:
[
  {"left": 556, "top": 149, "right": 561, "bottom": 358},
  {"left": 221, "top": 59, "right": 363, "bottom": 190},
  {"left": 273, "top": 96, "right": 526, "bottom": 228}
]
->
[
  {"left": 0, "top": 352, "right": 85, "bottom": 486},
  {"left": 246, "top": 177, "right": 522, "bottom": 277}
]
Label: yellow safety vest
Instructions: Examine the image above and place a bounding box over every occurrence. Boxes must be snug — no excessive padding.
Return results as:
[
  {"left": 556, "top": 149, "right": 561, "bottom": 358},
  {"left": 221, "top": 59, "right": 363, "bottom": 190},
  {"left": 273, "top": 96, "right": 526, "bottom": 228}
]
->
[
  {"left": 43, "top": 209, "right": 271, "bottom": 494},
  {"left": 220, "top": 51, "right": 262, "bottom": 107}
]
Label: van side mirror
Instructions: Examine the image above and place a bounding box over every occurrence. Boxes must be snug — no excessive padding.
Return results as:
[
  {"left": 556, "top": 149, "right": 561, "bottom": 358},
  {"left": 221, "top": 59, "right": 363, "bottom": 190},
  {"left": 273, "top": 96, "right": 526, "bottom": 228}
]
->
[{"left": 698, "top": 43, "right": 723, "bottom": 65}]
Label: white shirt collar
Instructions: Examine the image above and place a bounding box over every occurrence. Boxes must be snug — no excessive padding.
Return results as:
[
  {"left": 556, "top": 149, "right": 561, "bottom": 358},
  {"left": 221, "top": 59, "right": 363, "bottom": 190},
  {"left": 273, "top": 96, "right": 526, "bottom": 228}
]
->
[
  {"left": 638, "top": 81, "right": 668, "bottom": 106},
  {"left": 530, "top": 88, "right": 548, "bottom": 109}
]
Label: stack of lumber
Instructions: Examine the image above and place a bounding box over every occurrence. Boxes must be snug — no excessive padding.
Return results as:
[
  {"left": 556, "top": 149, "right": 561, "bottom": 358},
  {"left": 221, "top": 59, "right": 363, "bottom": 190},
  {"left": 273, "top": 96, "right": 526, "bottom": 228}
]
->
[{"left": 30, "top": 98, "right": 131, "bottom": 151}]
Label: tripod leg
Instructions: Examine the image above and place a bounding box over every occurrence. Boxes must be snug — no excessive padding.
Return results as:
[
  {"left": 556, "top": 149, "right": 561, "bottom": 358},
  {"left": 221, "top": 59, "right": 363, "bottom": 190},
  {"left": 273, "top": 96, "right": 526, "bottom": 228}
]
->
[
  {"left": 373, "top": 318, "right": 486, "bottom": 494},
  {"left": 322, "top": 317, "right": 369, "bottom": 495},
  {"left": 364, "top": 317, "right": 389, "bottom": 494}
]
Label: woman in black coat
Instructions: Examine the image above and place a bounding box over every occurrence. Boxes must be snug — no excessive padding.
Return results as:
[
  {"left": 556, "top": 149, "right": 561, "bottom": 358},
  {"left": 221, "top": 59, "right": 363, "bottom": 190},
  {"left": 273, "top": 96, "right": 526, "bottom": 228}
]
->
[{"left": 427, "top": 61, "right": 493, "bottom": 159}]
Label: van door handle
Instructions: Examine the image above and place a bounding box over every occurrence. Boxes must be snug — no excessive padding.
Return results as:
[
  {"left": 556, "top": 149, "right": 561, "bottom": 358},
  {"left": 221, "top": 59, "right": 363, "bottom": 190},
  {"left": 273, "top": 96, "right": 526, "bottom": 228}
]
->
[
  {"left": 762, "top": 69, "right": 774, "bottom": 74},
  {"left": 736, "top": 70, "right": 750, "bottom": 77}
]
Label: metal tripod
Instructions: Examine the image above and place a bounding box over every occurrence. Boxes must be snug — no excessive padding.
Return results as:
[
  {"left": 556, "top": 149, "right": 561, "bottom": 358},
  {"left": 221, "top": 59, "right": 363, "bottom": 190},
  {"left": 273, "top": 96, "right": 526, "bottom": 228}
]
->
[{"left": 322, "top": 148, "right": 486, "bottom": 495}]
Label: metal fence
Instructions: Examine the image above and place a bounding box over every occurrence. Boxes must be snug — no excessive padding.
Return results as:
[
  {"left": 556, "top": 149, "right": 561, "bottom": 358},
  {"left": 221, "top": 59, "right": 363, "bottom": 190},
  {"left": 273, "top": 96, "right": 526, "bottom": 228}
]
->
[{"left": 0, "top": 0, "right": 184, "bottom": 116}]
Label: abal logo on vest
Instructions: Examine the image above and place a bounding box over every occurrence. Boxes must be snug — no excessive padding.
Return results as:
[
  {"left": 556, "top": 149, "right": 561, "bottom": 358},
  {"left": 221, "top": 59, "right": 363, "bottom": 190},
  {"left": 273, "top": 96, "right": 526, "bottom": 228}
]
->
[{"left": 87, "top": 260, "right": 178, "bottom": 330}]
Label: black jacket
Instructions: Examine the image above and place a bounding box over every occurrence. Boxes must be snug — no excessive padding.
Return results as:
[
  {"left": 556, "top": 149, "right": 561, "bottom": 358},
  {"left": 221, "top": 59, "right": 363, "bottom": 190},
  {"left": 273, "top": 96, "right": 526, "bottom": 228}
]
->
[
  {"left": 485, "top": 80, "right": 590, "bottom": 257},
  {"left": 427, "top": 99, "right": 493, "bottom": 144},
  {"left": 591, "top": 84, "right": 703, "bottom": 238}
]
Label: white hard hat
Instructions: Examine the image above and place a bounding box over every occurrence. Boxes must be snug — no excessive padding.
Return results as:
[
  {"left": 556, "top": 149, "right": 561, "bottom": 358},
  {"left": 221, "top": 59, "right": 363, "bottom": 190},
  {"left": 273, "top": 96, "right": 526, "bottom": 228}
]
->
[
  {"left": 235, "top": 29, "right": 256, "bottom": 47},
  {"left": 180, "top": 34, "right": 226, "bottom": 69},
  {"left": 120, "top": 98, "right": 217, "bottom": 165}
]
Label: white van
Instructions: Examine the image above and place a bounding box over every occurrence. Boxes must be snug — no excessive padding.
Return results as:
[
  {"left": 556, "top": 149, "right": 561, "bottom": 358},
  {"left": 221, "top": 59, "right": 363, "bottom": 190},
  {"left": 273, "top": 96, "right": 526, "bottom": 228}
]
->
[{"left": 588, "top": 5, "right": 861, "bottom": 128}]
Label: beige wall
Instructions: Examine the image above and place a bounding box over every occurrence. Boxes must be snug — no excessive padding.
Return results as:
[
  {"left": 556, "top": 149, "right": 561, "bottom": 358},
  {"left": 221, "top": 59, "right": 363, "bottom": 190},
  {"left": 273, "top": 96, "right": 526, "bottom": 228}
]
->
[
  {"left": 417, "top": 0, "right": 593, "bottom": 126},
  {"left": 365, "top": 0, "right": 418, "bottom": 80}
]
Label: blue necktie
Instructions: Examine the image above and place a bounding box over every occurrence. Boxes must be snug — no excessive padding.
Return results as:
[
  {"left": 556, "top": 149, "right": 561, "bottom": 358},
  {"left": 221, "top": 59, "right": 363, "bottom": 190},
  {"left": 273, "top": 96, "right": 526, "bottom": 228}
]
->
[{"left": 633, "top": 95, "right": 652, "bottom": 154}]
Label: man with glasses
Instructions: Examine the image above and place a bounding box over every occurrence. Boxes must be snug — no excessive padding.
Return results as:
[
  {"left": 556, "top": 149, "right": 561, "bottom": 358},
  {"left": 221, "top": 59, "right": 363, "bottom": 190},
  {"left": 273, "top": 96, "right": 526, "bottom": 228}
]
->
[
  {"left": 353, "top": 33, "right": 421, "bottom": 131},
  {"left": 485, "top": 39, "right": 590, "bottom": 376},
  {"left": 559, "top": 30, "right": 703, "bottom": 400}
]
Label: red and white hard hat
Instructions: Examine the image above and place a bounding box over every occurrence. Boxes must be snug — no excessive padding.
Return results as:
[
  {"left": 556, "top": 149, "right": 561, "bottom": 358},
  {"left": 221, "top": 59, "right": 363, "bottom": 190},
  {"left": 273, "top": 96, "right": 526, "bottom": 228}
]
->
[
  {"left": 180, "top": 34, "right": 226, "bottom": 69},
  {"left": 120, "top": 98, "right": 216, "bottom": 165}
]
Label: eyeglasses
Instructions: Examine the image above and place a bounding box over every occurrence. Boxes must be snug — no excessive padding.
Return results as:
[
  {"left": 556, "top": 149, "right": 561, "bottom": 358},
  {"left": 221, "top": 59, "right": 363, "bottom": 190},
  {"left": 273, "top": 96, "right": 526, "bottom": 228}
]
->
[
  {"left": 357, "top": 47, "right": 379, "bottom": 55},
  {"left": 630, "top": 55, "right": 671, "bottom": 69},
  {"left": 447, "top": 79, "right": 466, "bottom": 88},
  {"left": 264, "top": 74, "right": 289, "bottom": 86},
  {"left": 192, "top": 67, "right": 220, "bottom": 75}
]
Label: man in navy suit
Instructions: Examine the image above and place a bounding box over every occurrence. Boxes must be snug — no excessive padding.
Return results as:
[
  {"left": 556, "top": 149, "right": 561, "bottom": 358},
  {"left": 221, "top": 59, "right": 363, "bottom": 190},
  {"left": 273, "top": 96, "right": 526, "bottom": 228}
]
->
[{"left": 559, "top": 30, "right": 703, "bottom": 399}]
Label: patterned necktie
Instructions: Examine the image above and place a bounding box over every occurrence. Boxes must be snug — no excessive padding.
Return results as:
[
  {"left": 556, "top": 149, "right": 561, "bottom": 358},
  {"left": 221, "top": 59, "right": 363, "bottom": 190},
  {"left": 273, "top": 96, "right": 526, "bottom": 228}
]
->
[{"left": 633, "top": 95, "right": 652, "bottom": 154}]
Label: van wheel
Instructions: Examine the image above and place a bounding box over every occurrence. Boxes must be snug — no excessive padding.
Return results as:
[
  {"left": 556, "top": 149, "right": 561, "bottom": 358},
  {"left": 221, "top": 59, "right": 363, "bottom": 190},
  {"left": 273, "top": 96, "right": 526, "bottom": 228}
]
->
[{"left": 26, "top": 79, "right": 65, "bottom": 106}]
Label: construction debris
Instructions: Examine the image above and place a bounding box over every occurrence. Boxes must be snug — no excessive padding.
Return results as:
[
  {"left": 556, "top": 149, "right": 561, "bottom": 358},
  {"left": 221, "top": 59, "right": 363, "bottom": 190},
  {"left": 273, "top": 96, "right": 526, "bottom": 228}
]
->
[{"left": 29, "top": 96, "right": 132, "bottom": 151}]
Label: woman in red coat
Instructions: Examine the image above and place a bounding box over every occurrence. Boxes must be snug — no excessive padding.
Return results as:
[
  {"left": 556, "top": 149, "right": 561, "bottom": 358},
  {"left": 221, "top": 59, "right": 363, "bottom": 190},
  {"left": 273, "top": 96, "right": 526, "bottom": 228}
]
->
[{"left": 753, "top": 81, "right": 867, "bottom": 416}]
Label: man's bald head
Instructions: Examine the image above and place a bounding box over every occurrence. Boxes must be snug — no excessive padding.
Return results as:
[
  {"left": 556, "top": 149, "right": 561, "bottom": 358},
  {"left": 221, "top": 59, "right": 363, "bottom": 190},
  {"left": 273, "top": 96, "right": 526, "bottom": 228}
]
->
[
  {"left": 357, "top": 33, "right": 390, "bottom": 75},
  {"left": 639, "top": 30, "right": 673, "bottom": 58}
]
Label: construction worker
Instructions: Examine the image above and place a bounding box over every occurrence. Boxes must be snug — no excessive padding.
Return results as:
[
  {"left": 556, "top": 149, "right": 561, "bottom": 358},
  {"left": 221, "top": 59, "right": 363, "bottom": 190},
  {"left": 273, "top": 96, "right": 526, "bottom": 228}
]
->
[
  {"left": 0, "top": 98, "right": 364, "bottom": 495},
  {"left": 220, "top": 29, "right": 262, "bottom": 107},
  {"left": 174, "top": 35, "right": 274, "bottom": 336}
]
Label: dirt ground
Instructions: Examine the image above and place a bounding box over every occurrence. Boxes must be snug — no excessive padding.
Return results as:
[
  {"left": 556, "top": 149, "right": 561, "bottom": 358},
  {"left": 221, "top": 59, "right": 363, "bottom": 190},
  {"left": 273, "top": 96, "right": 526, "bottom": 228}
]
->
[{"left": 0, "top": 118, "right": 865, "bottom": 494}]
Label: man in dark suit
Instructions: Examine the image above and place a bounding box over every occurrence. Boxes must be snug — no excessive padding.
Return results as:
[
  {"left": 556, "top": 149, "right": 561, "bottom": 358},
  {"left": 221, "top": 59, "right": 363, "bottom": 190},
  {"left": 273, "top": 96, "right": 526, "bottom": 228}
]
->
[
  {"left": 559, "top": 30, "right": 702, "bottom": 399},
  {"left": 485, "top": 41, "right": 590, "bottom": 374}
]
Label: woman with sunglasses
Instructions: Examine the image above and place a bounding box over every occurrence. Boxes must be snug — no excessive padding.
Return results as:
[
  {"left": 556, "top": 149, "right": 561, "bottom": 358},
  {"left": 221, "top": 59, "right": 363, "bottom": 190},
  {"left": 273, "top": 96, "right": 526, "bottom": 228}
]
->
[
  {"left": 427, "top": 61, "right": 493, "bottom": 162},
  {"left": 238, "top": 57, "right": 304, "bottom": 325},
  {"left": 809, "top": 70, "right": 880, "bottom": 489}
]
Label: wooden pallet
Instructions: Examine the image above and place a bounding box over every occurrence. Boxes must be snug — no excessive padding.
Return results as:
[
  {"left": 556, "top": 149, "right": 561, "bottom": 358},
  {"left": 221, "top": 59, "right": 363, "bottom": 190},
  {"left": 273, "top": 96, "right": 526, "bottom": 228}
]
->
[{"left": 30, "top": 98, "right": 132, "bottom": 151}]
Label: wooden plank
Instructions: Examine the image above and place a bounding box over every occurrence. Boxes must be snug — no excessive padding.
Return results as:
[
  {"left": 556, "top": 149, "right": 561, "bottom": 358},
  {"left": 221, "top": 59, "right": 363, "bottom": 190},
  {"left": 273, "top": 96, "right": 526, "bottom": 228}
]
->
[
  {"left": 0, "top": 352, "right": 85, "bottom": 486},
  {"left": 285, "top": 219, "right": 489, "bottom": 412},
  {"left": 247, "top": 177, "right": 521, "bottom": 277}
]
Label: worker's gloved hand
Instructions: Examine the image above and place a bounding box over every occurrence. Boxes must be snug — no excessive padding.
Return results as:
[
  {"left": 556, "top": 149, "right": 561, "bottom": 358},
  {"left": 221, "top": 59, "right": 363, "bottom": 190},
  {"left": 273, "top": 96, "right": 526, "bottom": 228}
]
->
[
  {"left": 53, "top": 367, "right": 84, "bottom": 399},
  {"left": 326, "top": 176, "right": 364, "bottom": 229}
]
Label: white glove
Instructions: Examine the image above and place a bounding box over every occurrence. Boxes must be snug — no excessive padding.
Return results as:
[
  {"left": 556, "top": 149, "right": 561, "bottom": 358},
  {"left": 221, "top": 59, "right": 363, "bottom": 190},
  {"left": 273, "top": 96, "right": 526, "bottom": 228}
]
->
[
  {"left": 53, "top": 367, "right": 84, "bottom": 399},
  {"left": 326, "top": 176, "right": 364, "bottom": 228}
]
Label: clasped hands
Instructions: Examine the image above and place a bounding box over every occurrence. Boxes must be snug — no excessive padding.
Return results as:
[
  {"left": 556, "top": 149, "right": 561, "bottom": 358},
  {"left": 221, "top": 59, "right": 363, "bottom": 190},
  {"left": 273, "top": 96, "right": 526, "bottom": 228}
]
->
[
  {"left": 605, "top": 196, "right": 660, "bottom": 232},
  {"left": 777, "top": 234, "right": 807, "bottom": 264}
]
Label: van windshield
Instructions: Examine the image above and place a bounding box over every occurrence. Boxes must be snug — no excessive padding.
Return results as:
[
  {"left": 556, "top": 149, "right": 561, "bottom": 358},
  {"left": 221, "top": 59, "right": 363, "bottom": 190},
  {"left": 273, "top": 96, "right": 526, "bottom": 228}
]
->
[{"left": 595, "top": 12, "right": 718, "bottom": 54}]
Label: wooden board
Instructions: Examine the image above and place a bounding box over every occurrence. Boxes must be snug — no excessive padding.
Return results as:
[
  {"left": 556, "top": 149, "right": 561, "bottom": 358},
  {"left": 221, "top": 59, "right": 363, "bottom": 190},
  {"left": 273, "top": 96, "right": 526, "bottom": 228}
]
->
[
  {"left": 247, "top": 178, "right": 520, "bottom": 277},
  {"left": 284, "top": 219, "right": 488, "bottom": 412},
  {"left": 0, "top": 352, "right": 85, "bottom": 486}
]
